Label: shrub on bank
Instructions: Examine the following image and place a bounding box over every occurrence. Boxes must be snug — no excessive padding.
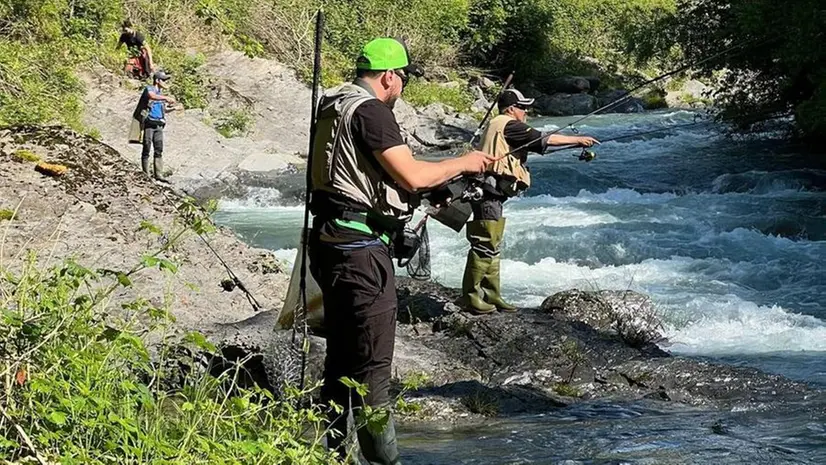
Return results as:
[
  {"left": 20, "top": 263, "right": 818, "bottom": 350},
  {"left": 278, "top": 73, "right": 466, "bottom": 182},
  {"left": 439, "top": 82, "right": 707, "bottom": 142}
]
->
[
  {"left": 0, "top": 200, "right": 344, "bottom": 464},
  {"left": 0, "top": 0, "right": 682, "bottom": 130}
]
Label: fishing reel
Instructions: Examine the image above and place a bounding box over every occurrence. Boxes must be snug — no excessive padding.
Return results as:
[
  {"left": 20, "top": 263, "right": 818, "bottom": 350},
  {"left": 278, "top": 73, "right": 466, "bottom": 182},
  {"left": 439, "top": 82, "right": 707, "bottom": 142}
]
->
[
  {"left": 461, "top": 183, "right": 484, "bottom": 202},
  {"left": 577, "top": 148, "right": 597, "bottom": 162}
]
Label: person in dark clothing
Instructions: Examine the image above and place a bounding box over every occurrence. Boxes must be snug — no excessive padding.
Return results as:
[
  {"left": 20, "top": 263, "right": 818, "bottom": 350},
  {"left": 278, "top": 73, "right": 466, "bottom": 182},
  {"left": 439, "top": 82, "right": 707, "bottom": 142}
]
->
[
  {"left": 307, "top": 38, "right": 493, "bottom": 464},
  {"left": 460, "top": 88, "right": 599, "bottom": 314},
  {"left": 140, "top": 71, "right": 176, "bottom": 182},
  {"left": 117, "top": 20, "right": 154, "bottom": 79}
]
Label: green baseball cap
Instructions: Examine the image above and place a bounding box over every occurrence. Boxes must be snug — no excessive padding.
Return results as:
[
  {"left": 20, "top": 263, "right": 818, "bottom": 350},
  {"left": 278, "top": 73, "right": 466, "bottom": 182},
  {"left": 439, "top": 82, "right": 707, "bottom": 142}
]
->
[{"left": 356, "top": 38, "right": 410, "bottom": 71}]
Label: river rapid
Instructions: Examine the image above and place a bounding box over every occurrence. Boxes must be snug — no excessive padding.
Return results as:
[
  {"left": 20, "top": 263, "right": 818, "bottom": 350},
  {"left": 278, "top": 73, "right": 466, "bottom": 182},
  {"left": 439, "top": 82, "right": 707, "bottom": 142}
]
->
[{"left": 214, "top": 110, "right": 826, "bottom": 463}]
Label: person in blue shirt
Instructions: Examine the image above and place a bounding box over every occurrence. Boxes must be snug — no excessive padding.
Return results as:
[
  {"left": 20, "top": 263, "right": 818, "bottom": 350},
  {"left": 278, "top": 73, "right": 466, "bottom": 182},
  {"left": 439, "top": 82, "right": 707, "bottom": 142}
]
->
[{"left": 141, "top": 71, "right": 176, "bottom": 181}]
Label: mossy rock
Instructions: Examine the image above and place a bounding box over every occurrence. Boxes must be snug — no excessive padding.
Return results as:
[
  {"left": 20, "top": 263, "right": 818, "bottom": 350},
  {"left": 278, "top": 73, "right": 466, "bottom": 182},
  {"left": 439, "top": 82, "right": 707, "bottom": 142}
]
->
[{"left": 13, "top": 149, "right": 41, "bottom": 163}]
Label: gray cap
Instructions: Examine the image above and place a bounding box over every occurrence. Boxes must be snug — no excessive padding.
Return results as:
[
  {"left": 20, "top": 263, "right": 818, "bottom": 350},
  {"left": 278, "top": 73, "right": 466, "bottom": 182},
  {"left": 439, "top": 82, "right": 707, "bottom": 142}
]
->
[{"left": 153, "top": 70, "right": 171, "bottom": 81}]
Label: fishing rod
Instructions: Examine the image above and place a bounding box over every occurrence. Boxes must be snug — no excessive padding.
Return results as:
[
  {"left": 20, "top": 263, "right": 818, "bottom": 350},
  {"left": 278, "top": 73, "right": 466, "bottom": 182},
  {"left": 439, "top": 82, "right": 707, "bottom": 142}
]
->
[
  {"left": 295, "top": 8, "right": 324, "bottom": 391},
  {"left": 547, "top": 117, "right": 713, "bottom": 162},
  {"left": 468, "top": 71, "right": 514, "bottom": 147},
  {"left": 401, "top": 72, "right": 517, "bottom": 273},
  {"left": 501, "top": 35, "right": 774, "bottom": 159}
]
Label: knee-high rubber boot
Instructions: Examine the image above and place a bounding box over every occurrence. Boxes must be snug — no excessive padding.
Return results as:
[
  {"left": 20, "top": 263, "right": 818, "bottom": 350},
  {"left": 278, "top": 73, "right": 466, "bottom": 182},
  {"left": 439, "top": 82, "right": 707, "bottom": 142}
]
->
[
  {"left": 141, "top": 156, "right": 151, "bottom": 176},
  {"left": 357, "top": 409, "right": 402, "bottom": 465},
  {"left": 481, "top": 218, "right": 516, "bottom": 312},
  {"left": 461, "top": 220, "right": 497, "bottom": 314},
  {"left": 153, "top": 157, "right": 167, "bottom": 182}
]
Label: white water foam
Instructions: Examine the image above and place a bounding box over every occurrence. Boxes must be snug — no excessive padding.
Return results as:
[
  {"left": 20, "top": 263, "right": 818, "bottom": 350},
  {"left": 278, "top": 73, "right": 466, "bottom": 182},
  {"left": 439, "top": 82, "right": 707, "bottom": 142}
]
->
[
  {"left": 218, "top": 187, "right": 292, "bottom": 211},
  {"left": 510, "top": 188, "right": 680, "bottom": 207},
  {"left": 217, "top": 110, "right": 826, "bottom": 360}
]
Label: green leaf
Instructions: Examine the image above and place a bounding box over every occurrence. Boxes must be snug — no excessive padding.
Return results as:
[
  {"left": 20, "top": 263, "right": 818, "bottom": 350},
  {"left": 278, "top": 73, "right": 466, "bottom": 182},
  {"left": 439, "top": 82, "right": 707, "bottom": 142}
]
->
[
  {"left": 47, "top": 411, "right": 67, "bottom": 426},
  {"left": 138, "top": 220, "right": 163, "bottom": 235},
  {"left": 184, "top": 331, "right": 217, "bottom": 352},
  {"left": 141, "top": 255, "right": 160, "bottom": 268},
  {"left": 157, "top": 258, "right": 178, "bottom": 274},
  {"left": 365, "top": 407, "right": 390, "bottom": 435},
  {"left": 181, "top": 402, "right": 194, "bottom": 412},
  {"left": 0, "top": 437, "right": 19, "bottom": 449},
  {"left": 339, "top": 376, "right": 369, "bottom": 397},
  {"left": 116, "top": 272, "right": 132, "bottom": 287}
]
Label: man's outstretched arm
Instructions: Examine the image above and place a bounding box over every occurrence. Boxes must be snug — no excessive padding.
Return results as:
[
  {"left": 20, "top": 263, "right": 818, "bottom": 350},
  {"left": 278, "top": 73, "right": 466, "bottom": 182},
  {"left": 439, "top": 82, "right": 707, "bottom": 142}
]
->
[{"left": 375, "top": 145, "right": 494, "bottom": 193}]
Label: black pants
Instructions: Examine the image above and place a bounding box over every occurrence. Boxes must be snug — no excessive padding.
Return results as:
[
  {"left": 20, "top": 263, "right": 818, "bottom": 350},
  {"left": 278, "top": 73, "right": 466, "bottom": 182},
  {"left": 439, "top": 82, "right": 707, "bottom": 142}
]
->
[
  {"left": 142, "top": 120, "right": 164, "bottom": 161},
  {"left": 471, "top": 196, "right": 504, "bottom": 221},
  {"left": 308, "top": 230, "right": 397, "bottom": 451}
]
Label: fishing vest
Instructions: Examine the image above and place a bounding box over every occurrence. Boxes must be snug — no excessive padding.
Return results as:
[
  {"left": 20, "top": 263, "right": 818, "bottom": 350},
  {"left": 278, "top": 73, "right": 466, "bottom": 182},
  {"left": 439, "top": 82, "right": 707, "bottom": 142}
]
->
[
  {"left": 480, "top": 114, "right": 531, "bottom": 197},
  {"left": 310, "top": 82, "right": 414, "bottom": 227}
]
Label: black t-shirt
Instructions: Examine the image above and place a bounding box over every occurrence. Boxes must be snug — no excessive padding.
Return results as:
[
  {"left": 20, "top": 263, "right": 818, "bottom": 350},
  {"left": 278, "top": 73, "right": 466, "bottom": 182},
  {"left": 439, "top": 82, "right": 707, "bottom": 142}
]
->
[
  {"left": 119, "top": 31, "right": 145, "bottom": 51},
  {"left": 503, "top": 120, "right": 547, "bottom": 162},
  {"left": 315, "top": 98, "right": 407, "bottom": 244}
]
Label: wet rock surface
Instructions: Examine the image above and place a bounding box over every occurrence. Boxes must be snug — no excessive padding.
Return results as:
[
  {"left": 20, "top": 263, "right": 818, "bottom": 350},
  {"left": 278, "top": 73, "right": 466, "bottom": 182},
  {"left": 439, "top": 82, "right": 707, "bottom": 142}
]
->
[
  {"left": 209, "top": 272, "right": 822, "bottom": 425},
  {"left": 389, "top": 279, "right": 819, "bottom": 421}
]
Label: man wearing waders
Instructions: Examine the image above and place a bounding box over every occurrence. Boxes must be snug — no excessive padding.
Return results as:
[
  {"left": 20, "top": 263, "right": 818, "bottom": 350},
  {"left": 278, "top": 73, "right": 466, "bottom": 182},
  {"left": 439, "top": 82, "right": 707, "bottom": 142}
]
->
[
  {"left": 461, "top": 89, "right": 599, "bottom": 314},
  {"left": 307, "top": 38, "right": 493, "bottom": 463},
  {"left": 141, "top": 71, "right": 176, "bottom": 182}
]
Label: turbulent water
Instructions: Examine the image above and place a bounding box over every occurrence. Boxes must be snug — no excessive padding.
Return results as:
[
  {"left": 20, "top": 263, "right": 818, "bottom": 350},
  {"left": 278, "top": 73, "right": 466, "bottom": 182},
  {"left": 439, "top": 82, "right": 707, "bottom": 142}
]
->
[{"left": 214, "top": 110, "right": 826, "bottom": 463}]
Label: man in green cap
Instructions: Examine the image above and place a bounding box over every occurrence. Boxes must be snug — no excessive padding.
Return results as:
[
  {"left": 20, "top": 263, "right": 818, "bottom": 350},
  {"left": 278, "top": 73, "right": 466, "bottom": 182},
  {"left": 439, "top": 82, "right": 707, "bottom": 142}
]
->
[{"left": 307, "top": 38, "right": 493, "bottom": 464}]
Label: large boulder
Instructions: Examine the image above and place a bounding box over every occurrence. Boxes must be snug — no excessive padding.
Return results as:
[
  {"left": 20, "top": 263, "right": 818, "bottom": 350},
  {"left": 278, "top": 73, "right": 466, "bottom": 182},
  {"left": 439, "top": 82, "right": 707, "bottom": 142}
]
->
[
  {"left": 666, "top": 79, "right": 711, "bottom": 108},
  {"left": 471, "top": 97, "right": 491, "bottom": 113},
  {"left": 533, "top": 93, "right": 598, "bottom": 116},
  {"left": 548, "top": 76, "right": 592, "bottom": 94},
  {"left": 596, "top": 89, "right": 645, "bottom": 114},
  {"left": 475, "top": 76, "right": 497, "bottom": 90},
  {"left": 468, "top": 85, "right": 485, "bottom": 101}
]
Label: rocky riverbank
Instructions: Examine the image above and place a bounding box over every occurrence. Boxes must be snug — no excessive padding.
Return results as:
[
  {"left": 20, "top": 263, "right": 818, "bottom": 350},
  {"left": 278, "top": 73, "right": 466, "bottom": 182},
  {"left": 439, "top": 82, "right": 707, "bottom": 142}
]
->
[
  {"left": 1, "top": 124, "right": 822, "bottom": 430},
  {"left": 81, "top": 51, "right": 480, "bottom": 203}
]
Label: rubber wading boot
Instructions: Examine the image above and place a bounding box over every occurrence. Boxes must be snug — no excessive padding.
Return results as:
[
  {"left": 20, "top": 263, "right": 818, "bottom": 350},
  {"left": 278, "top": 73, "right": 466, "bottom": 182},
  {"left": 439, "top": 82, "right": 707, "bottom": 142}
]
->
[
  {"left": 356, "top": 409, "right": 402, "bottom": 465},
  {"left": 461, "top": 220, "right": 497, "bottom": 314},
  {"left": 141, "top": 157, "right": 151, "bottom": 176},
  {"left": 153, "top": 157, "right": 167, "bottom": 182},
  {"left": 481, "top": 218, "right": 517, "bottom": 312}
]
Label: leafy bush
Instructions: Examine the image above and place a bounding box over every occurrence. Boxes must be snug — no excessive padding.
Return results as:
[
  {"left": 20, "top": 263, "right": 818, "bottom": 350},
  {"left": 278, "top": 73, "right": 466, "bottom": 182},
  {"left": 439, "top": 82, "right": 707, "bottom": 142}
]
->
[
  {"left": 637, "top": 0, "right": 826, "bottom": 140},
  {"left": 402, "top": 80, "right": 475, "bottom": 113},
  {"left": 0, "top": 202, "right": 343, "bottom": 464},
  {"left": 156, "top": 50, "right": 211, "bottom": 109},
  {"left": 215, "top": 108, "right": 255, "bottom": 138},
  {"left": 0, "top": 40, "right": 85, "bottom": 129},
  {"left": 462, "top": 0, "right": 679, "bottom": 88}
]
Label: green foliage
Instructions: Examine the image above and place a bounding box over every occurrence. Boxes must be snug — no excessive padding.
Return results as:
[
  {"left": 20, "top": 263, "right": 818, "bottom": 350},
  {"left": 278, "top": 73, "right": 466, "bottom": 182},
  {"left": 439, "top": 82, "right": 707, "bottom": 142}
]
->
[
  {"left": 0, "top": 211, "right": 342, "bottom": 464},
  {"left": 643, "top": 0, "right": 826, "bottom": 139},
  {"left": 560, "top": 339, "right": 588, "bottom": 384},
  {"left": 0, "top": 40, "right": 85, "bottom": 129},
  {"left": 157, "top": 50, "right": 210, "bottom": 109},
  {"left": 214, "top": 108, "right": 254, "bottom": 138},
  {"left": 402, "top": 80, "right": 475, "bottom": 113},
  {"left": 13, "top": 150, "right": 41, "bottom": 163},
  {"left": 393, "top": 371, "right": 429, "bottom": 416},
  {"left": 642, "top": 90, "right": 668, "bottom": 110},
  {"left": 552, "top": 382, "right": 581, "bottom": 398},
  {"left": 463, "top": 0, "right": 678, "bottom": 87},
  {"left": 0, "top": 209, "right": 16, "bottom": 221},
  {"left": 461, "top": 389, "right": 498, "bottom": 417}
]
